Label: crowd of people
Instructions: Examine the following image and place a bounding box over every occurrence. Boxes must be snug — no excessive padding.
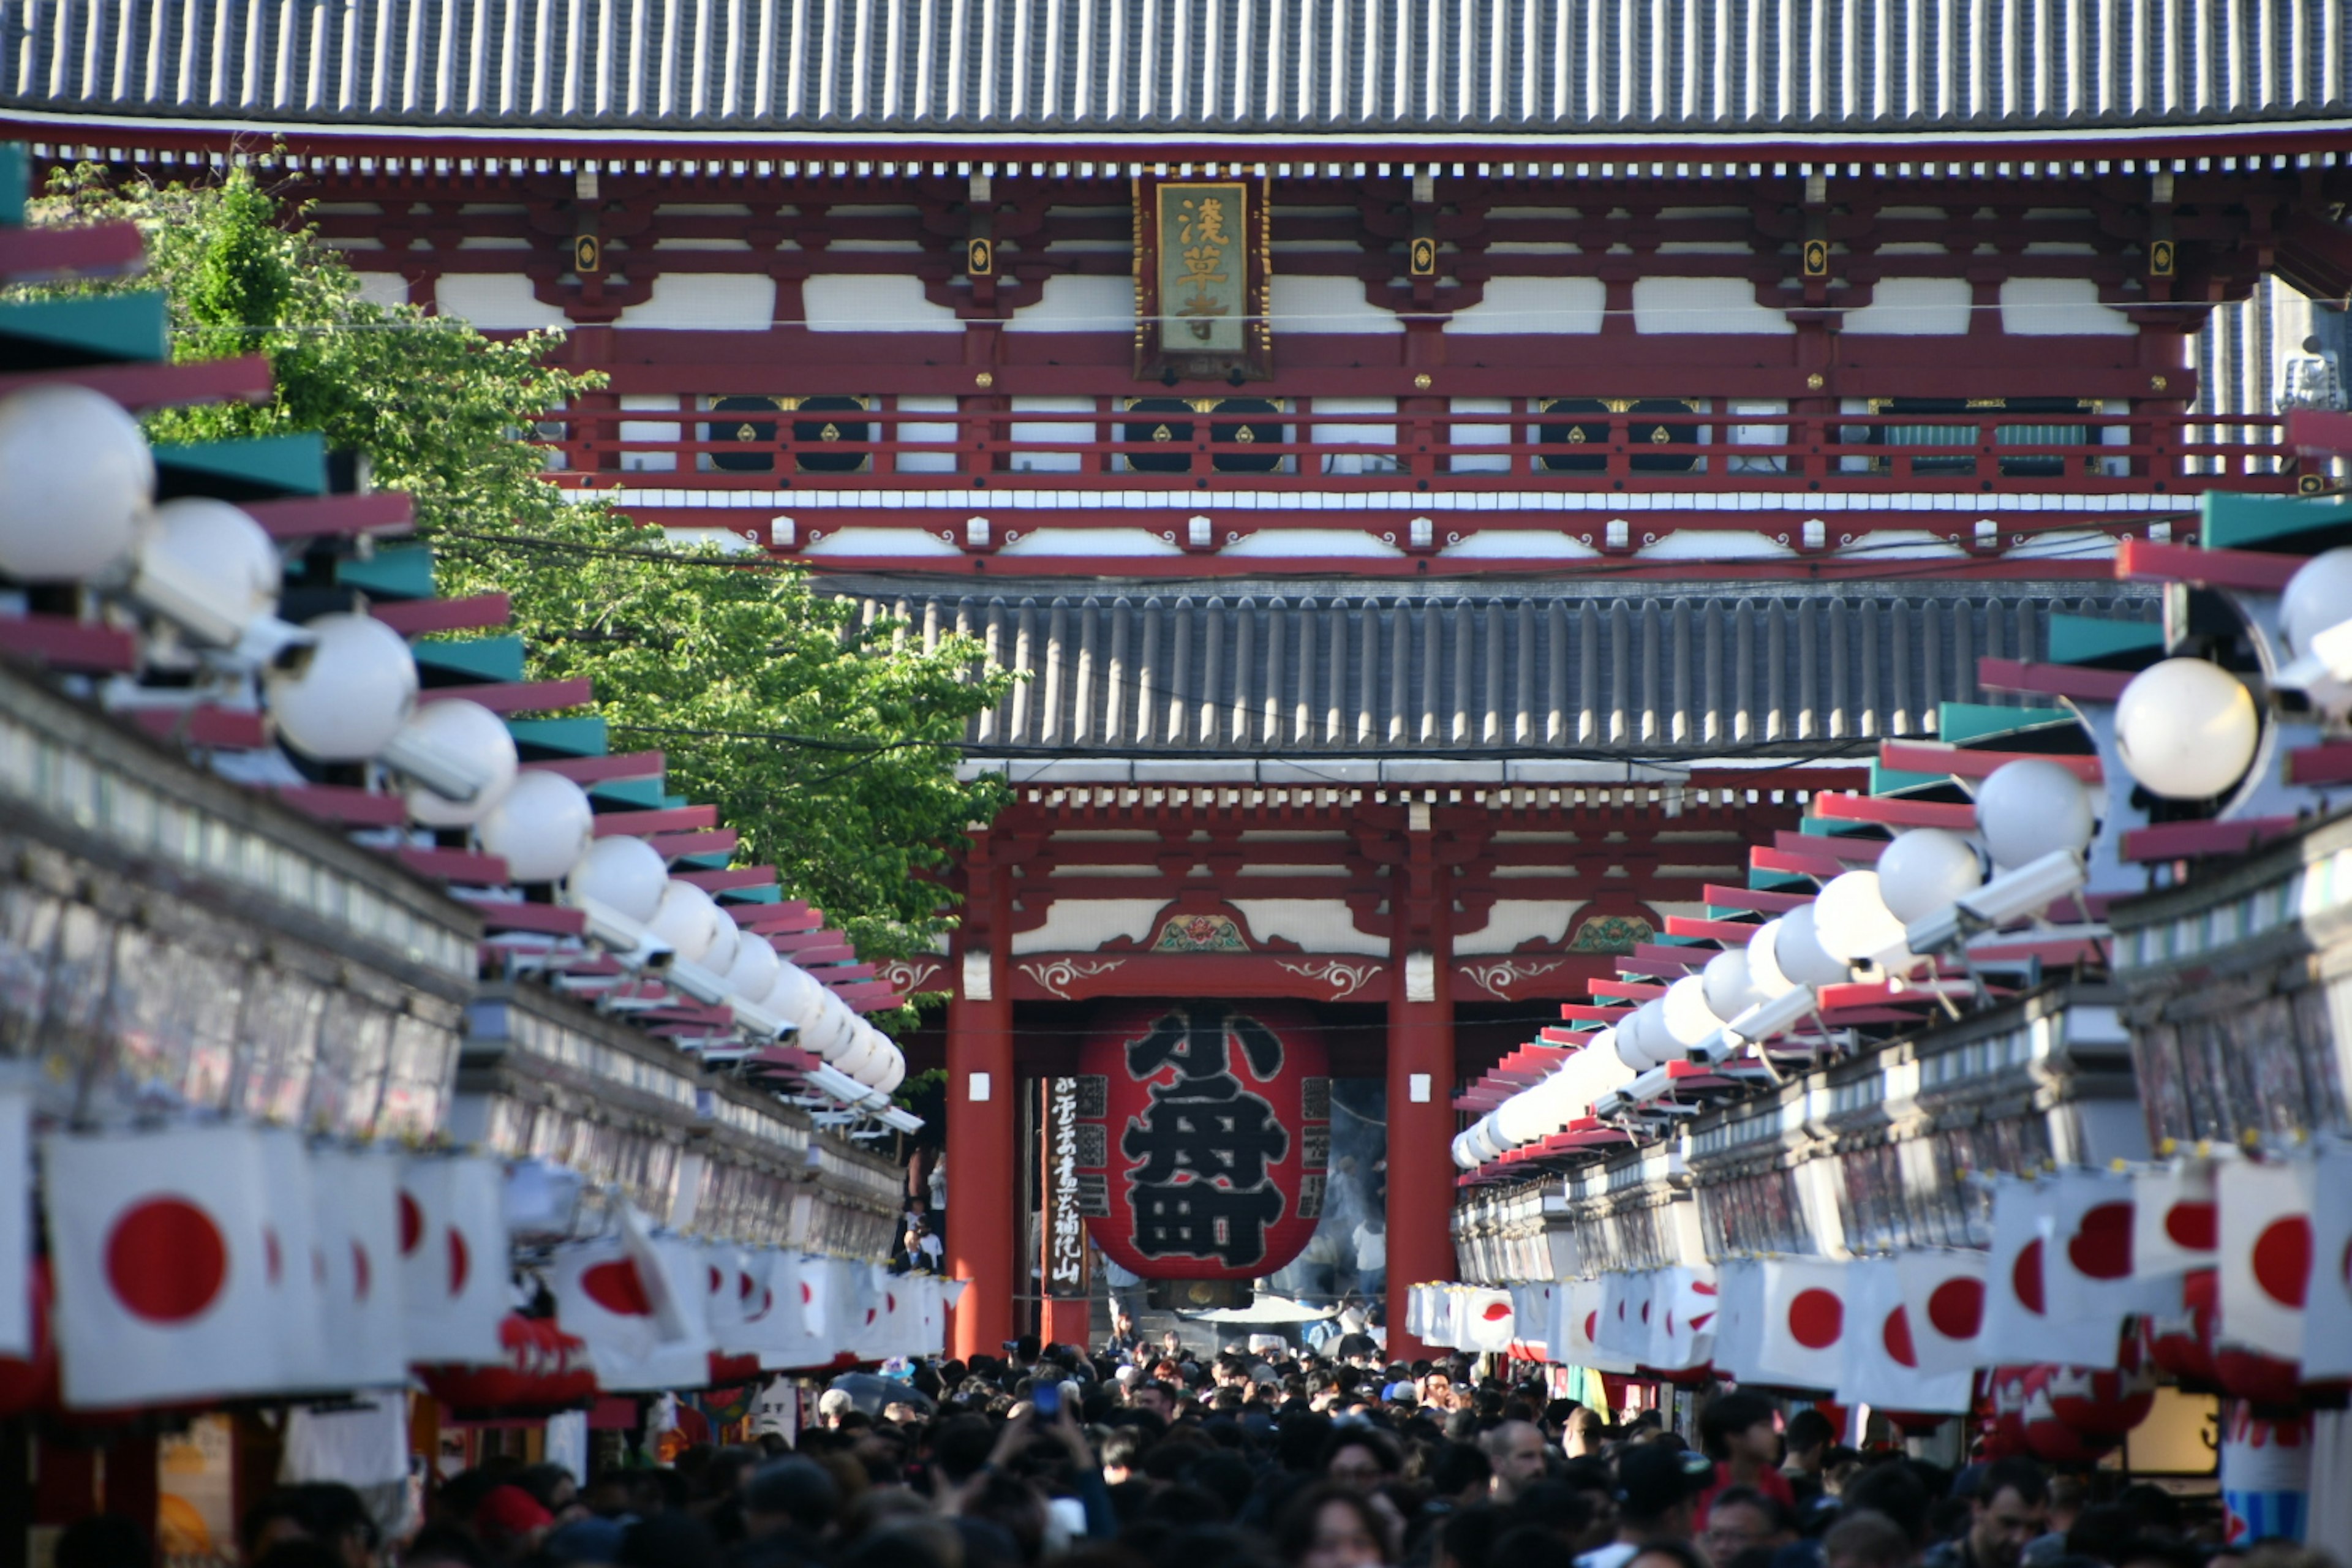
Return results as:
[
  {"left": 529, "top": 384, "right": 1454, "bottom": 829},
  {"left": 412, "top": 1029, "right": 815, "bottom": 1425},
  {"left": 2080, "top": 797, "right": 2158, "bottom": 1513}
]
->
[{"left": 69, "top": 1331, "right": 2334, "bottom": 1568}]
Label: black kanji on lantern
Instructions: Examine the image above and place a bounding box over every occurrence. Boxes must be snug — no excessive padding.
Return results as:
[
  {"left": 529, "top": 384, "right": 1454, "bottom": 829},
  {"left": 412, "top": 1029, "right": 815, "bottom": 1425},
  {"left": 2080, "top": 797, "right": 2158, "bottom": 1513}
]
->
[{"left": 1119, "top": 1003, "right": 1292, "bottom": 1269}]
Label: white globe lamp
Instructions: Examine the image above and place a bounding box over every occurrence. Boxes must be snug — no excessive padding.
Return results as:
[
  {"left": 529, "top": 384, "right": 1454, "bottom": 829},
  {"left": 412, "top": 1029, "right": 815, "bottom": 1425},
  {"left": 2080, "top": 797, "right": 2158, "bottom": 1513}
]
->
[
  {"left": 2282, "top": 548, "right": 2352, "bottom": 660},
  {"left": 725, "top": 930, "right": 782, "bottom": 1000},
  {"left": 871, "top": 1050, "right": 906, "bottom": 1096},
  {"left": 479, "top": 772, "right": 597, "bottom": 883},
  {"left": 1660, "top": 975, "right": 1718, "bottom": 1055},
  {"left": 0, "top": 385, "right": 153, "bottom": 582},
  {"left": 760, "top": 962, "right": 827, "bottom": 1032},
  {"left": 565, "top": 834, "right": 668, "bottom": 922},
  {"left": 265, "top": 612, "right": 418, "bottom": 760},
  {"left": 2114, "top": 658, "right": 2261, "bottom": 801},
  {"left": 394, "top": 700, "right": 519, "bottom": 827},
  {"left": 1812, "top": 871, "right": 1910, "bottom": 967},
  {"left": 699, "top": 910, "right": 742, "bottom": 977},
  {"left": 1877, "top": 828, "right": 1985, "bottom": 922},
  {"left": 1613, "top": 1006, "right": 1656, "bottom": 1071},
  {"left": 1746, "top": 919, "right": 1799, "bottom": 999},
  {"left": 1773, "top": 903, "right": 1852, "bottom": 989},
  {"left": 1700, "top": 949, "right": 1759, "bottom": 1021},
  {"left": 135, "top": 497, "right": 281, "bottom": 640},
  {"left": 648, "top": 879, "right": 725, "bottom": 964},
  {"left": 1973, "top": 758, "right": 2097, "bottom": 870}
]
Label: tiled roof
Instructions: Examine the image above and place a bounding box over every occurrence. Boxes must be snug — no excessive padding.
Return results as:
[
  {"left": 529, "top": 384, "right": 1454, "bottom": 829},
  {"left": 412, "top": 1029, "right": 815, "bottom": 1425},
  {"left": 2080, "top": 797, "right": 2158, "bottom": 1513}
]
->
[{"left": 6, "top": 0, "right": 2347, "bottom": 151}]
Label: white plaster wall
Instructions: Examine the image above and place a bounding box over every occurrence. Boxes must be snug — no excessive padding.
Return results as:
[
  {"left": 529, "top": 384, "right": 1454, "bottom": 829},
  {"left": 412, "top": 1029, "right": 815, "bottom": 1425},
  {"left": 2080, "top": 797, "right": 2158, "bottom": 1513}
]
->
[
  {"left": 1270, "top": 275, "right": 1402, "bottom": 334},
  {"left": 1229, "top": 899, "right": 1389, "bottom": 956},
  {"left": 2001, "top": 278, "right": 2136, "bottom": 336},
  {"left": 435, "top": 274, "right": 568, "bottom": 329},
  {"left": 1447, "top": 277, "right": 1607, "bottom": 335},
  {"left": 617, "top": 274, "right": 777, "bottom": 329},
  {"left": 1843, "top": 277, "right": 1973, "bottom": 335},
  {"left": 802, "top": 274, "right": 962, "bottom": 331},
  {"left": 1310, "top": 396, "right": 1398, "bottom": 474},
  {"left": 1009, "top": 899, "right": 1169, "bottom": 954},
  {"left": 1006, "top": 274, "right": 1135, "bottom": 333},
  {"left": 353, "top": 271, "right": 410, "bottom": 308},
  {"left": 1455, "top": 900, "right": 1581, "bottom": 955},
  {"left": 1008, "top": 396, "right": 1098, "bottom": 473},
  {"left": 1633, "top": 277, "right": 1793, "bottom": 334},
  {"left": 893, "top": 394, "right": 960, "bottom": 473},
  {"left": 619, "top": 393, "right": 680, "bottom": 472}
]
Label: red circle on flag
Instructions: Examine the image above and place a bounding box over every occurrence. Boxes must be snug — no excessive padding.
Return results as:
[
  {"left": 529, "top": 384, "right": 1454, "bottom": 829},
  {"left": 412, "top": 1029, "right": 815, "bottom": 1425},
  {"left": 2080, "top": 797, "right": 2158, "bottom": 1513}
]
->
[
  {"left": 740, "top": 1273, "right": 756, "bottom": 1302},
  {"left": 1789, "top": 1287, "right": 1844, "bottom": 1349},
  {"left": 1482, "top": 1301, "right": 1511, "bottom": 1322},
  {"left": 2013, "top": 1238, "right": 2047, "bottom": 1315},
  {"left": 264, "top": 1227, "right": 284, "bottom": 1286},
  {"left": 353, "top": 1242, "right": 372, "bottom": 1303},
  {"left": 1584, "top": 1311, "right": 1599, "bottom": 1343},
  {"left": 2067, "top": 1202, "right": 2134, "bottom": 1280},
  {"left": 105, "top": 1197, "right": 228, "bottom": 1324},
  {"left": 1928, "top": 1276, "right": 1985, "bottom": 1340},
  {"left": 708, "top": 1266, "right": 723, "bottom": 1294},
  {"left": 399, "top": 1193, "right": 423, "bottom": 1256},
  {"left": 582, "top": 1259, "right": 652, "bottom": 1316},
  {"left": 448, "top": 1229, "right": 471, "bottom": 1297},
  {"left": 1883, "top": 1305, "right": 1918, "bottom": 1367},
  {"left": 2166, "top": 1201, "right": 2217, "bottom": 1252},
  {"left": 2253, "top": 1217, "right": 2312, "bottom": 1309}
]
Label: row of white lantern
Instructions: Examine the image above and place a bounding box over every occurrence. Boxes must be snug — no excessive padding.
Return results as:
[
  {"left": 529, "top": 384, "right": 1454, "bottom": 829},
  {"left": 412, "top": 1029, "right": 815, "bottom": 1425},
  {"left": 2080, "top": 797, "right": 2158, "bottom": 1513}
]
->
[{"left": 0, "top": 385, "right": 905, "bottom": 1097}]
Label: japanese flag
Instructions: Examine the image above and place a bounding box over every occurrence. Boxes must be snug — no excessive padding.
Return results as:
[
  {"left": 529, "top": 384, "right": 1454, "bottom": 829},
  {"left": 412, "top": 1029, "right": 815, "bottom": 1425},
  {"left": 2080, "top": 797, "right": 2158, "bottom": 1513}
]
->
[
  {"left": 1649, "top": 1265, "right": 1719, "bottom": 1370},
  {"left": 1708, "top": 1258, "right": 1765, "bottom": 1382},
  {"left": 1836, "top": 1257, "right": 1975, "bottom": 1414},
  {"left": 2217, "top": 1158, "right": 2314, "bottom": 1362},
  {"left": 2301, "top": 1148, "right": 2352, "bottom": 1381},
  {"left": 1463, "top": 1287, "right": 1516, "bottom": 1353},
  {"left": 548, "top": 1233, "right": 663, "bottom": 1386},
  {"left": 2042, "top": 1167, "right": 2174, "bottom": 1341},
  {"left": 2133, "top": 1159, "right": 2219, "bottom": 1278},
  {"left": 725, "top": 1248, "right": 778, "bottom": 1358},
  {"left": 44, "top": 1123, "right": 281, "bottom": 1409},
  {"left": 844, "top": 1264, "right": 894, "bottom": 1359},
  {"left": 253, "top": 1129, "right": 330, "bottom": 1393},
  {"left": 309, "top": 1148, "right": 407, "bottom": 1388},
  {"left": 399, "top": 1156, "right": 509, "bottom": 1363},
  {"left": 913, "top": 1275, "right": 949, "bottom": 1356},
  {"left": 1894, "top": 1247, "right": 1991, "bottom": 1376},
  {"left": 700, "top": 1243, "right": 748, "bottom": 1354},
  {"left": 1979, "top": 1176, "right": 2124, "bottom": 1368},
  {"left": 1595, "top": 1271, "right": 1656, "bottom": 1361},
  {"left": 1747, "top": 1257, "right": 1853, "bottom": 1391},
  {"left": 753, "top": 1254, "right": 818, "bottom": 1370},
  {"left": 1405, "top": 1285, "right": 1429, "bottom": 1340},
  {"left": 1510, "top": 1284, "right": 1556, "bottom": 1358},
  {"left": 0, "top": 1085, "right": 28, "bottom": 1360}
]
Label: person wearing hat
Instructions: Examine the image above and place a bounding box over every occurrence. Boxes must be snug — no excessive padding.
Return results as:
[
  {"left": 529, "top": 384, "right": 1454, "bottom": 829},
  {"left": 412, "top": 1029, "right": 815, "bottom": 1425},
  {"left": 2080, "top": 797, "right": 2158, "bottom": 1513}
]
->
[{"left": 1574, "top": 1445, "right": 1716, "bottom": 1568}]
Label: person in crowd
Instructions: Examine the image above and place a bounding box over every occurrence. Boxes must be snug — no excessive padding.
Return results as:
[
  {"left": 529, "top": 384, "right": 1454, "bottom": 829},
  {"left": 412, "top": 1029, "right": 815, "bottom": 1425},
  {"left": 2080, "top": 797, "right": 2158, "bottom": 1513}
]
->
[
  {"left": 1920, "top": 1459, "right": 2050, "bottom": 1568},
  {"left": 1781, "top": 1411, "right": 1839, "bottom": 1503},
  {"left": 735, "top": 1457, "right": 840, "bottom": 1568},
  {"left": 241, "top": 1483, "right": 383, "bottom": 1568},
  {"left": 1704, "top": 1486, "right": 1801, "bottom": 1567},
  {"left": 1574, "top": 1442, "right": 1716, "bottom": 1568},
  {"left": 52, "top": 1515, "right": 153, "bottom": 1568},
  {"left": 471, "top": 1485, "right": 554, "bottom": 1564},
  {"left": 1695, "top": 1392, "right": 1797, "bottom": 1527},
  {"left": 1844, "top": 1462, "right": 1935, "bottom": 1551},
  {"left": 1826, "top": 1511, "right": 1920, "bottom": 1568},
  {"left": 1275, "top": 1483, "right": 1395, "bottom": 1568},
  {"left": 1106, "top": 1308, "right": 1145, "bottom": 1360},
  {"left": 1479, "top": 1420, "right": 1550, "bottom": 1504},
  {"left": 1321, "top": 1427, "right": 1404, "bottom": 1493}
]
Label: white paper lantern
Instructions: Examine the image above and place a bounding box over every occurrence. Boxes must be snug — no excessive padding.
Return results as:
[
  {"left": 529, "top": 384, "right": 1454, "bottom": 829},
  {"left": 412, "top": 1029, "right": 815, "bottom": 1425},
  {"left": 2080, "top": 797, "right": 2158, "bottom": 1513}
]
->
[
  {"left": 1973, "top": 758, "right": 2097, "bottom": 870},
  {"left": 0, "top": 385, "right": 152, "bottom": 582},
  {"left": 2115, "top": 658, "right": 2261, "bottom": 801},
  {"left": 1773, "top": 903, "right": 1852, "bottom": 989},
  {"left": 648, "top": 880, "right": 726, "bottom": 963},
  {"left": 479, "top": 771, "right": 596, "bottom": 884},
  {"left": 725, "top": 931, "right": 782, "bottom": 1000},
  {"left": 1700, "top": 949, "right": 1758, "bottom": 1021},
  {"left": 565, "top": 834, "right": 668, "bottom": 922},
  {"left": 760, "top": 961, "right": 827, "bottom": 1030},
  {"left": 699, "top": 911, "right": 742, "bottom": 978},
  {"left": 870, "top": 1050, "right": 906, "bottom": 1096},
  {"left": 265, "top": 612, "right": 419, "bottom": 761},
  {"left": 1746, "top": 919, "right": 1799, "bottom": 999},
  {"left": 2283, "top": 548, "right": 2352, "bottom": 658},
  {"left": 1812, "top": 871, "right": 1909, "bottom": 966},
  {"left": 1660, "top": 975, "right": 1719, "bottom": 1053},
  {"left": 1613, "top": 1006, "right": 1657, "bottom": 1071},
  {"left": 137, "top": 497, "right": 280, "bottom": 636},
  {"left": 1877, "top": 827, "right": 1985, "bottom": 922},
  {"left": 396, "top": 699, "right": 519, "bottom": 827}
]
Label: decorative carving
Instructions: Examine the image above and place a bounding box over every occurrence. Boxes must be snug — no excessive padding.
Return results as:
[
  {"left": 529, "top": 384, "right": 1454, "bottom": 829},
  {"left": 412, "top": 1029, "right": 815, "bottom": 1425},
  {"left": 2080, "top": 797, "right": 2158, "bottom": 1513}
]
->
[
  {"left": 1019, "top": 957, "right": 1125, "bottom": 1000},
  {"left": 1276, "top": 959, "right": 1382, "bottom": 1000},
  {"left": 1461, "top": 957, "right": 1569, "bottom": 999},
  {"left": 1569, "top": 914, "right": 1655, "bottom": 954},
  {"left": 1150, "top": 912, "right": 1249, "bottom": 952},
  {"left": 877, "top": 958, "right": 946, "bottom": 997}
]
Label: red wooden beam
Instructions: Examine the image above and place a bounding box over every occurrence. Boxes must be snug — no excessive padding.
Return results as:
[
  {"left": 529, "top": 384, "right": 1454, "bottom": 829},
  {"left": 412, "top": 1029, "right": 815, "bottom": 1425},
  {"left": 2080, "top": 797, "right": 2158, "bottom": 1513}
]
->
[
  {"left": 393, "top": 845, "right": 510, "bottom": 883},
  {"left": 1559, "top": 1004, "right": 1634, "bottom": 1023},
  {"left": 415, "top": 677, "right": 592, "bottom": 714},
  {"left": 1701, "top": 883, "right": 1815, "bottom": 913},
  {"left": 734, "top": 902, "right": 821, "bottom": 932},
  {"left": 1751, "top": 844, "right": 1844, "bottom": 878},
  {"left": 2120, "top": 816, "right": 2298, "bottom": 862},
  {"left": 1977, "top": 656, "right": 2133, "bottom": 703},
  {"left": 1589, "top": 979, "right": 1667, "bottom": 1001},
  {"left": 0, "top": 614, "right": 140, "bottom": 673},
  {"left": 2115, "top": 538, "right": 2301, "bottom": 593},
  {"left": 244, "top": 491, "right": 416, "bottom": 541},
  {"left": 1811, "top": 791, "right": 1978, "bottom": 829},
  {"left": 2288, "top": 743, "right": 2352, "bottom": 787},
  {"left": 271, "top": 783, "right": 405, "bottom": 826},
  {"left": 522, "top": 750, "right": 666, "bottom": 783},
  {"left": 677, "top": 867, "right": 777, "bottom": 894},
  {"left": 0, "top": 220, "right": 146, "bottom": 279},
  {"left": 126, "top": 704, "right": 266, "bottom": 749},
  {"left": 645, "top": 829, "right": 739, "bottom": 860},
  {"left": 594, "top": 804, "right": 718, "bottom": 837},
  {"left": 1772, "top": 830, "right": 1885, "bottom": 864},
  {"left": 370, "top": 594, "right": 513, "bottom": 635},
  {"left": 0, "top": 354, "right": 273, "bottom": 413},
  {"left": 2286, "top": 409, "right": 2352, "bottom": 459},
  {"left": 455, "top": 895, "right": 589, "bottom": 935},
  {"left": 1877, "top": 741, "right": 2102, "bottom": 783},
  {"left": 1663, "top": 916, "right": 1765, "bottom": 942}
]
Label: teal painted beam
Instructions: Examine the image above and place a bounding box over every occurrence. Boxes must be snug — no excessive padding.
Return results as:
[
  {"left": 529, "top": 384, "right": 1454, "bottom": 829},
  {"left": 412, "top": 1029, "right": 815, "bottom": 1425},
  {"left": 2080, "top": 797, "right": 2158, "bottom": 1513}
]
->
[
  {"left": 0, "top": 292, "right": 169, "bottom": 369},
  {"left": 154, "top": 432, "right": 327, "bottom": 500}
]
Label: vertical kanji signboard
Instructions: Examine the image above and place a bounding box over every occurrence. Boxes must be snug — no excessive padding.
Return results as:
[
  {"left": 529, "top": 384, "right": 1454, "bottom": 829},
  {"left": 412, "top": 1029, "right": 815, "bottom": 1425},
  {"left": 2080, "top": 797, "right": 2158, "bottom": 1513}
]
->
[{"left": 1074, "top": 1001, "right": 1330, "bottom": 1281}]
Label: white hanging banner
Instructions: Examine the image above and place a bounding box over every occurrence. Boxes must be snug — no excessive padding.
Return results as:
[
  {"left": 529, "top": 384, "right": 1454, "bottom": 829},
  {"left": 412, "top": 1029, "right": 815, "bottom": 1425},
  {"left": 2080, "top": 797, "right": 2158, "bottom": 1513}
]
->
[
  {"left": 1893, "top": 1246, "right": 1991, "bottom": 1376},
  {"left": 1594, "top": 1271, "right": 1656, "bottom": 1361},
  {"left": 1835, "top": 1257, "right": 1975, "bottom": 1414},
  {"left": 253, "top": 1128, "right": 331, "bottom": 1393},
  {"left": 1979, "top": 1175, "right": 2124, "bottom": 1368},
  {"left": 2041, "top": 1166, "right": 2175, "bottom": 1343},
  {"left": 2301, "top": 1147, "right": 2352, "bottom": 1381},
  {"left": 1747, "top": 1256, "right": 1854, "bottom": 1391},
  {"left": 1708, "top": 1257, "right": 1765, "bottom": 1382},
  {"left": 2132, "top": 1159, "right": 2219, "bottom": 1278},
  {"left": 0, "top": 1085, "right": 29, "bottom": 1360},
  {"left": 2217, "top": 1159, "right": 2315, "bottom": 1363},
  {"left": 311, "top": 1147, "right": 408, "bottom": 1388},
  {"left": 1463, "top": 1287, "right": 1516, "bottom": 1354},
  {"left": 1648, "top": 1265, "right": 1719, "bottom": 1370},
  {"left": 398, "top": 1156, "right": 509, "bottom": 1365},
  {"left": 45, "top": 1123, "right": 282, "bottom": 1408}
]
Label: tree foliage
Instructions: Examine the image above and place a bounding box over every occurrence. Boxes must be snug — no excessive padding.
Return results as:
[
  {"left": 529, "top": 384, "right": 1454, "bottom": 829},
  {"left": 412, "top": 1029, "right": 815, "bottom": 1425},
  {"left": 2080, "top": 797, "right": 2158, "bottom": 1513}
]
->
[{"left": 30, "top": 168, "right": 1013, "bottom": 979}]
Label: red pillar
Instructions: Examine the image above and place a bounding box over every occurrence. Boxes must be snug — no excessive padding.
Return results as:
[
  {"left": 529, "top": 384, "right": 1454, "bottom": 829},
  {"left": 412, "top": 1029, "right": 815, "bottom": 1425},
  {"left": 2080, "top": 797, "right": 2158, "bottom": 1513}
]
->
[
  {"left": 1384, "top": 803, "right": 1458, "bottom": 1360},
  {"left": 946, "top": 832, "right": 1017, "bottom": 1362}
]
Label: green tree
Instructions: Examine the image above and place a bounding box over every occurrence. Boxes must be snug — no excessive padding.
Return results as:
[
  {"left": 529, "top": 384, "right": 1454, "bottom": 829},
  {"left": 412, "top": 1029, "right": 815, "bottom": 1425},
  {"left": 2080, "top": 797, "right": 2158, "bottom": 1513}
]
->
[{"left": 29, "top": 168, "right": 1012, "bottom": 981}]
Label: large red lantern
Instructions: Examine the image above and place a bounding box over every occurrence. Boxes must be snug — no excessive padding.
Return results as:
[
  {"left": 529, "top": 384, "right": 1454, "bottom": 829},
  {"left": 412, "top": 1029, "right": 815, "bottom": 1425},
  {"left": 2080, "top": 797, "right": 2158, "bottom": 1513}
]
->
[{"left": 1076, "top": 1000, "right": 1330, "bottom": 1281}]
